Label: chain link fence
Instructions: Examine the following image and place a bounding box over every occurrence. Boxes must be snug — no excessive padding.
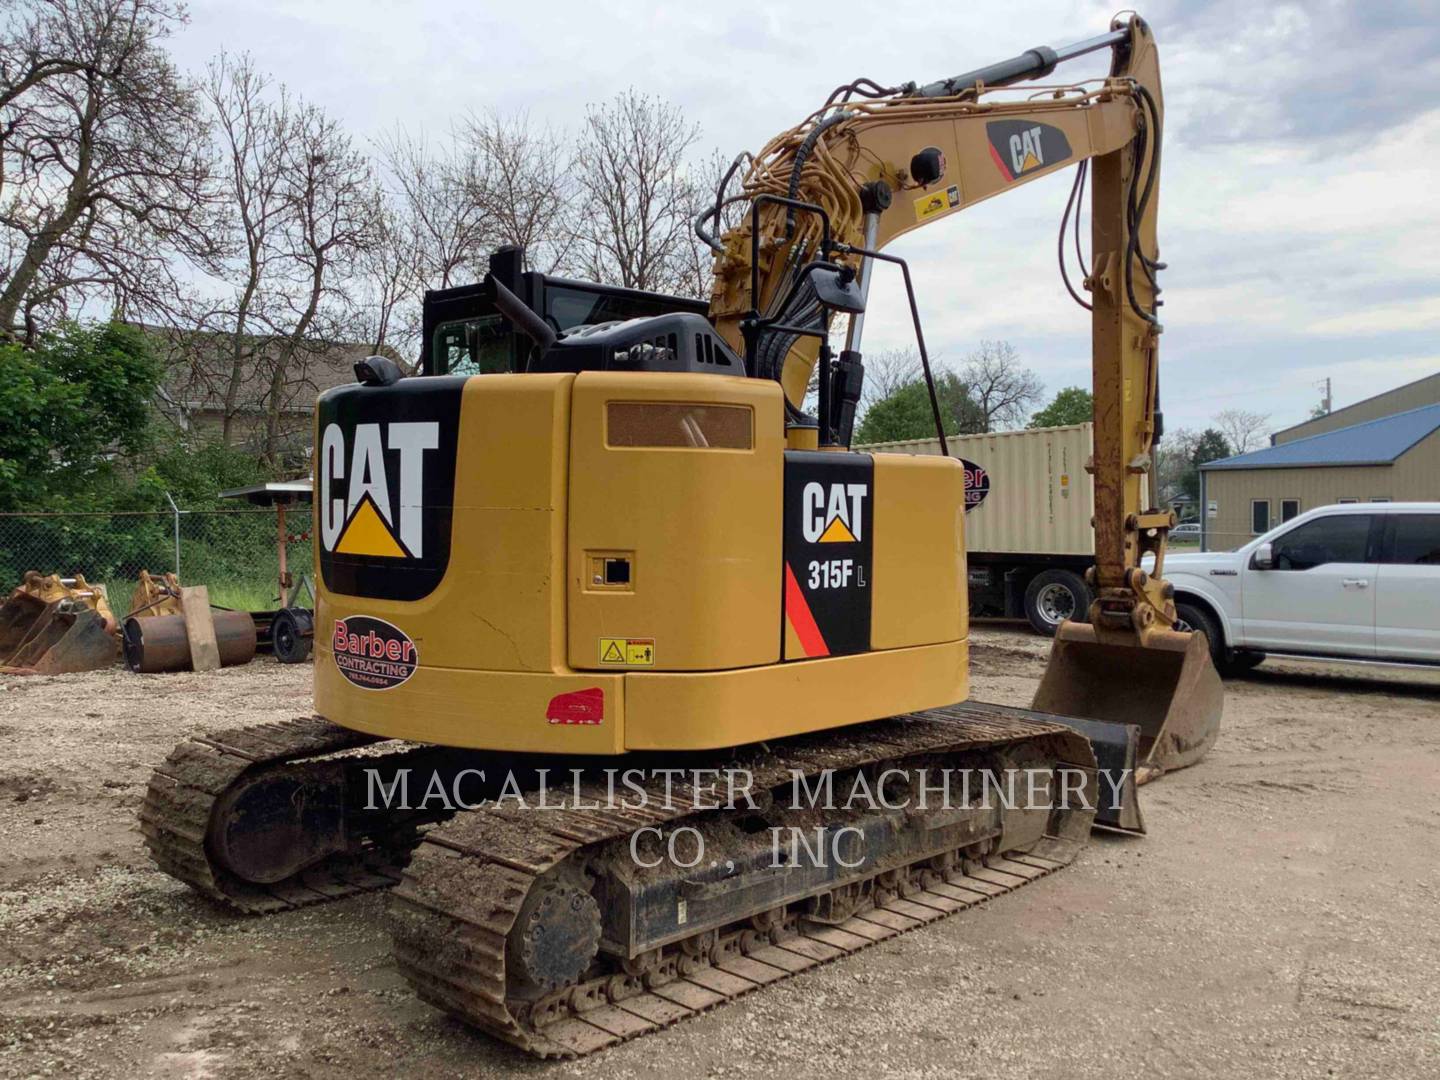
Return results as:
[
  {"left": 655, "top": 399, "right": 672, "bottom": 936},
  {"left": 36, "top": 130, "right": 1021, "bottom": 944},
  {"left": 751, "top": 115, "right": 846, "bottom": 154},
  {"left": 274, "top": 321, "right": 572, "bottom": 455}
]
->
[
  {"left": 1, "top": 504, "right": 1258, "bottom": 617},
  {"left": 0, "top": 504, "right": 314, "bottom": 615}
]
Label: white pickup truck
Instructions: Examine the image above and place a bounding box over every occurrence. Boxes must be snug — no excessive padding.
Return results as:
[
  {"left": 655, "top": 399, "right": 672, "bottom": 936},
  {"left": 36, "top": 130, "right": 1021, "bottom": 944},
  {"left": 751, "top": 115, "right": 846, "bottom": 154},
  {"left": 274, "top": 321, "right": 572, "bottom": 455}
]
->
[{"left": 1158, "top": 502, "right": 1440, "bottom": 674}]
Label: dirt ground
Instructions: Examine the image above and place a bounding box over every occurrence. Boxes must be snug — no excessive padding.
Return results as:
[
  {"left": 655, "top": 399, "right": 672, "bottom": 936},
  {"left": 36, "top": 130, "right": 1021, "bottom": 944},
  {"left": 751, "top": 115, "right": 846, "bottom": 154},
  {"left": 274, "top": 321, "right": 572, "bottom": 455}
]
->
[{"left": 2, "top": 626, "right": 1438, "bottom": 1080}]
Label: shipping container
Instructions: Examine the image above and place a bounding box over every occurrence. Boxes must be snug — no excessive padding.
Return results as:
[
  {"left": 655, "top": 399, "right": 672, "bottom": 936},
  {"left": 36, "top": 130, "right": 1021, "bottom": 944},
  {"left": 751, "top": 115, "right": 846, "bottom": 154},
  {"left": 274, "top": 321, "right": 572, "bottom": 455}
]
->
[{"left": 859, "top": 423, "right": 1104, "bottom": 636}]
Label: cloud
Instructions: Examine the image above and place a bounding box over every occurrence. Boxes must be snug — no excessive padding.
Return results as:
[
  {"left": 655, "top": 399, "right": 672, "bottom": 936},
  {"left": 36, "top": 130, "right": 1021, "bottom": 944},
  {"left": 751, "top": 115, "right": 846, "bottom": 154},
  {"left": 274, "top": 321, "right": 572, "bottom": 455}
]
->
[
  {"left": 1152, "top": 0, "right": 1440, "bottom": 146},
  {"left": 1310, "top": 299, "right": 1440, "bottom": 336}
]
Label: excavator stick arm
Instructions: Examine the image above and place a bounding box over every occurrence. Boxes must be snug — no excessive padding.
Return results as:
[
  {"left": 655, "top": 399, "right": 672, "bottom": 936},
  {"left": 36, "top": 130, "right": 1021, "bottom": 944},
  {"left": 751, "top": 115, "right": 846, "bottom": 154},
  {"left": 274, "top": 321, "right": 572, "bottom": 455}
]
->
[{"left": 704, "top": 15, "right": 1220, "bottom": 777}]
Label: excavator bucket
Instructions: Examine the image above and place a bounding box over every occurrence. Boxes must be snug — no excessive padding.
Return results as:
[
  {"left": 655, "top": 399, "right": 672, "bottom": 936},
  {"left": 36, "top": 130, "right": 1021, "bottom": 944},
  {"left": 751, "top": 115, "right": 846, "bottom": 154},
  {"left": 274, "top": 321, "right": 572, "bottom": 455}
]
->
[
  {"left": 129, "top": 570, "right": 184, "bottom": 619},
  {"left": 0, "top": 572, "right": 119, "bottom": 674},
  {"left": 0, "top": 588, "right": 49, "bottom": 658},
  {"left": 3, "top": 599, "right": 117, "bottom": 674},
  {"left": 1032, "top": 623, "right": 1222, "bottom": 785}
]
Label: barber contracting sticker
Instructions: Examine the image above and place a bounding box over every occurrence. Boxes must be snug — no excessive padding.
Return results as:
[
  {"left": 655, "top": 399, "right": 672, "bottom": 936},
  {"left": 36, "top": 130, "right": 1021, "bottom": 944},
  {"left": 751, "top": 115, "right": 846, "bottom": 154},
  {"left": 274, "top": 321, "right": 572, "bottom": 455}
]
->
[
  {"left": 332, "top": 616, "right": 418, "bottom": 690},
  {"left": 961, "top": 458, "right": 990, "bottom": 512}
]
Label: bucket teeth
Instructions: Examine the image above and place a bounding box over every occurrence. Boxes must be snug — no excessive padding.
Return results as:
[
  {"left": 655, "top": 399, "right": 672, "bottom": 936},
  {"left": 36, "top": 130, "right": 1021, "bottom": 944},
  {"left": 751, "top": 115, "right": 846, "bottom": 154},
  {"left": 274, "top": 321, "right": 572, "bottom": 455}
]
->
[{"left": 0, "top": 574, "right": 119, "bottom": 674}]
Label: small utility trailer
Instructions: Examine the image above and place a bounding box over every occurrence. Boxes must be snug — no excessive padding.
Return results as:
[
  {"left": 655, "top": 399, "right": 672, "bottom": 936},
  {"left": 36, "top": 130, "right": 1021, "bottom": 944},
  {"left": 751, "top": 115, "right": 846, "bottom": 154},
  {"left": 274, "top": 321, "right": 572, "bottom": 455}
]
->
[{"left": 219, "top": 481, "right": 315, "bottom": 663}]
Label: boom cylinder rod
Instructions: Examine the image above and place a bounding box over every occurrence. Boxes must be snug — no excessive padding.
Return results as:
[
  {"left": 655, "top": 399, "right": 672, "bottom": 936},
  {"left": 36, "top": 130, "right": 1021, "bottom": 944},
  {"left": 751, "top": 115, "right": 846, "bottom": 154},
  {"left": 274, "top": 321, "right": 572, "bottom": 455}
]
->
[
  {"left": 914, "top": 27, "right": 1129, "bottom": 97},
  {"left": 844, "top": 211, "right": 883, "bottom": 353}
]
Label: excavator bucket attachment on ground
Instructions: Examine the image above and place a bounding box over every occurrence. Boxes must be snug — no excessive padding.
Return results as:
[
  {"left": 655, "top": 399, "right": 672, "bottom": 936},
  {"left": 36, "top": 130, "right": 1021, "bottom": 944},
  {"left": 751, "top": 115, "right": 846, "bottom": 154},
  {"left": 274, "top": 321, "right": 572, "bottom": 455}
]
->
[
  {"left": 0, "top": 572, "right": 119, "bottom": 675},
  {"left": 0, "top": 589, "right": 46, "bottom": 657},
  {"left": 4, "top": 599, "right": 117, "bottom": 674},
  {"left": 1032, "top": 623, "right": 1222, "bottom": 785},
  {"left": 129, "top": 570, "right": 184, "bottom": 619}
]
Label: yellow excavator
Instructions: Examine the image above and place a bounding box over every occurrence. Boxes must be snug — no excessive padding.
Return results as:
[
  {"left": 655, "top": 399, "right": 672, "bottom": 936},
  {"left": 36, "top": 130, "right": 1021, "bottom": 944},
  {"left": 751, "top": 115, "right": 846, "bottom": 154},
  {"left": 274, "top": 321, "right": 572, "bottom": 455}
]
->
[{"left": 142, "top": 15, "right": 1220, "bottom": 1057}]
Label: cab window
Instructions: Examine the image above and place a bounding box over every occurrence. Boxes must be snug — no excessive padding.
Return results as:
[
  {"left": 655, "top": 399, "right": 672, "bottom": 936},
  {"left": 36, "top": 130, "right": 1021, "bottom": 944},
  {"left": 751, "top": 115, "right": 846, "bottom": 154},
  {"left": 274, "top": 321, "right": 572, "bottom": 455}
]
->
[
  {"left": 545, "top": 284, "right": 681, "bottom": 329},
  {"left": 433, "top": 315, "right": 512, "bottom": 375},
  {"left": 1386, "top": 514, "right": 1440, "bottom": 565},
  {"left": 1270, "top": 514, "right": 1374, "bottom": 570}
]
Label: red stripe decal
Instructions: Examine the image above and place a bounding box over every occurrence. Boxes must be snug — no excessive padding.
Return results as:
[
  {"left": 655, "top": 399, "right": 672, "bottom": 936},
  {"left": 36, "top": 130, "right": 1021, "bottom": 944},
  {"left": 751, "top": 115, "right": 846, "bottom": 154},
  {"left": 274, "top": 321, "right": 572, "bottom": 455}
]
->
[
  {"left": 987, "top": 140, "right": 1014, "bottom": 181},
  {"left": 784, "top": 563, "right": 830, "bottom": 658}
]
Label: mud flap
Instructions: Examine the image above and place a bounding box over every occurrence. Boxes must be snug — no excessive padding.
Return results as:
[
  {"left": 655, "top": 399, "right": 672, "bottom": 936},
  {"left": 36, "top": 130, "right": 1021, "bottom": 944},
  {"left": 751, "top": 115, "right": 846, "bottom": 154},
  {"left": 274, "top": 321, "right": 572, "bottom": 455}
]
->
[{"left": 1032, "top": 623, "right": 1223, "bottom": 785}]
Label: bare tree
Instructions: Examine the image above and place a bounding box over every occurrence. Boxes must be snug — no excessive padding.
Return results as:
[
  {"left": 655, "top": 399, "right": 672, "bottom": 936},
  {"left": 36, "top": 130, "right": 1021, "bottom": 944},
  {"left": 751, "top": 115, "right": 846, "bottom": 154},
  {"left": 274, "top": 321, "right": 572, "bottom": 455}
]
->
[
  {"left": 1213, "top": 407, "right": 1271, "bottom": 454},
  {"left": 376, "top": 127, "right": 486, "bottom": 294},
  {"left": 0, "top": 1, "right": 88, "bottom": 113},
  {"left": 260, "top": 101, "right": 375, "bottom": 464},
  {"left": 673, "top": 147, "right": 746, "bottom": 301},
  {"left": 201, "top": 51, "right": 292, "bottom": 443},
  {"left": 860, "top": 348, "right": 926, "bottom": 410},
  {"left": 0, "top": 0, "right": 215, "bottom": 340},
  {"left": 1155, "top": 427, "right": 1200, "bottom": 503},
  {"left": 352, "top": 188, "right": 421, "bottom": 363},
  {"left": 572, "top": 90, "right": 702, "bottom": 295},
  {"left": 461, "top": 110, "right": 574, "bottom": 274},
  {"left": 959, "top": 340, "right": 1043, "bottom": 431}
]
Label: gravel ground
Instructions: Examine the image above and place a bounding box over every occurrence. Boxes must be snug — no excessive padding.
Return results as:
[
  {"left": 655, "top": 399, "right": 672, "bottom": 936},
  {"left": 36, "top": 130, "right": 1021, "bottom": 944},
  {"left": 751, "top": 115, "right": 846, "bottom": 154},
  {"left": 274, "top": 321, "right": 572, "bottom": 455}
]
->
[{"left": 1, "top": 627, "right": 1438, "bottom": 1079}]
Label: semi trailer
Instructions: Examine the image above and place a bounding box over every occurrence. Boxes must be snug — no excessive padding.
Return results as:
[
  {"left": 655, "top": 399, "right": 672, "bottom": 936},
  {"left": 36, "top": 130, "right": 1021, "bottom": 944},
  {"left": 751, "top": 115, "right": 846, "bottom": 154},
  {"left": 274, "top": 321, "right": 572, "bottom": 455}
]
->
[{"left": 860, "top": 423, "right": 1123, "bottom": 636}]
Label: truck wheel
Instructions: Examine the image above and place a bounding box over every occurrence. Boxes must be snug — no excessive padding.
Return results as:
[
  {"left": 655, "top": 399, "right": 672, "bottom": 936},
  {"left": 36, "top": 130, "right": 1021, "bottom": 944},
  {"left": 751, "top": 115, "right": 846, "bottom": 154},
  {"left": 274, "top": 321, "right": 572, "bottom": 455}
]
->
[
  {"left": 1023, "top": 570, "right": 1090, "bottom": 637},
  {"left": 1175, "top": 602, "right": 1263, "bottom": 675},
  {"left": 1175, "top": 601, "right": 1225, "bottom": 671}
]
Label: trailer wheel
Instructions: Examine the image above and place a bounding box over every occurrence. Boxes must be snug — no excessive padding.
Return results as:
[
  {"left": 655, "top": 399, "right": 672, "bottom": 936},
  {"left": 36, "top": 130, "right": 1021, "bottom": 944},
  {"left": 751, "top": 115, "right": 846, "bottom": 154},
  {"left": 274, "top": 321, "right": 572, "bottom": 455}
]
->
[
  {"left": 1023, "top": 569, "right": 1090, "bottom": 637},
  {"left": 272, "top": 607, "right": 313, "bottom": 664}
]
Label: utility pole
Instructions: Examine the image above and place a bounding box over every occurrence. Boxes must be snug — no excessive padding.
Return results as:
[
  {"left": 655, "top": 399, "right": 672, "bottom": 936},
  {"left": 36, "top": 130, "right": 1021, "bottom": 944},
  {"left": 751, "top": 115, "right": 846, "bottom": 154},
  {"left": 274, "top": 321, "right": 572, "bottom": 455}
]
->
[{"left": 1322, "top": 377, "right": 1332, "bottom": 415}]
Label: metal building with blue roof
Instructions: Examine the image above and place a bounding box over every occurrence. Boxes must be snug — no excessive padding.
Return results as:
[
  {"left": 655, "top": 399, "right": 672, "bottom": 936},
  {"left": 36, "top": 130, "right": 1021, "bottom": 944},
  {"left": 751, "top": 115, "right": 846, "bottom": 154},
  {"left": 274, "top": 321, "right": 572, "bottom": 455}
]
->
[{"left": 1197, "top": 380, "right": 1440, "bottom": 550}]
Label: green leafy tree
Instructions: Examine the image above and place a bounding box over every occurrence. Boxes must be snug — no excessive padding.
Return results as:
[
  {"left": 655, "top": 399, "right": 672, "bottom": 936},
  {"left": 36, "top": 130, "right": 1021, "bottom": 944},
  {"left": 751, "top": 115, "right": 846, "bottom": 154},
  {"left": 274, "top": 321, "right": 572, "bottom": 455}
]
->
[
  {"left": 1192, "top": 428, "right": 1232, "bottom": 466},
  {"left": 141, "top": 434, "right": 270, "bottom": 506},
  {"left": 1028, "top": 386, "right": 1093, "bottom": 428},
  {"left": 854, "top": 373, "right": 985, "bottom": 444},
  {"left": 1177, "top": 427, "right": 1233, "bottom": 500},
  {"left": 0, "top": 322, "right": 161, "bottom": 510}
]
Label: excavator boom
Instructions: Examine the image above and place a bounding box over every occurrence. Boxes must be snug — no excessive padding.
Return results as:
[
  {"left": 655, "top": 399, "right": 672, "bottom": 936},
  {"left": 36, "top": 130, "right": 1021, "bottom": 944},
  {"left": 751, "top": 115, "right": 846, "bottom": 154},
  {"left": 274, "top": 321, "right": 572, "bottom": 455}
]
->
[{"left": 704, "top": 14, "right": 1221, "bottom": 779}]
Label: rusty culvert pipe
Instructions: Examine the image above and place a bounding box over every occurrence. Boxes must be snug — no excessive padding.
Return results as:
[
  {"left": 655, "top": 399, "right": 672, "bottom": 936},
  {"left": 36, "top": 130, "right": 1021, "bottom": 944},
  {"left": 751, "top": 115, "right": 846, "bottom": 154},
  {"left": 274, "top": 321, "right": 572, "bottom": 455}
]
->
[{"left": 123, "top": 612, "right": 258, "bottom": 673}]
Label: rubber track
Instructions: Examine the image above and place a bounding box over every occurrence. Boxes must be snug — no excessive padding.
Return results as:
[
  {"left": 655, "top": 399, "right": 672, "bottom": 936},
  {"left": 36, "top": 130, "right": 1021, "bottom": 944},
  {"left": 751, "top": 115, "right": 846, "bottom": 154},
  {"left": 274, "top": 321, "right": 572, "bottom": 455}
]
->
[
  {"left": 140, "top": 716, "right": 412, "bottom": 913},
  {"left": 389, "top": 703, "right": 1097, "bottom": 1057}
]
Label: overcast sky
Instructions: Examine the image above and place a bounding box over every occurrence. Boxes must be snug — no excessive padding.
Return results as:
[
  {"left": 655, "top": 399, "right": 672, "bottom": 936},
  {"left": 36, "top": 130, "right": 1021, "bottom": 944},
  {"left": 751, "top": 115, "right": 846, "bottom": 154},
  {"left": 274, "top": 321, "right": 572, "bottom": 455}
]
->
[{"left": 166, "top": 0, "right": 1439, "bottom": 437}]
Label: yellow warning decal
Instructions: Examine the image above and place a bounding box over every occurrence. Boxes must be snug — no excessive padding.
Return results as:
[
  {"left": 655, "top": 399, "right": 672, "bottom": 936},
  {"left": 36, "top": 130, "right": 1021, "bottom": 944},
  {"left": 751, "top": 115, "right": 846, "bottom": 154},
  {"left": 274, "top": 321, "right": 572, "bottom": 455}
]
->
[
  {"left": 599, "top": 637, "right": 655, "bottom": 667},
  {"left": 818, "top": 516, "right": 857, "bottom": 543},
  {"left": 913, "top": 184, "right": 961, "bottom": 223},
  {"left": 334, "top": 494, "right": 408, "bottom": 558}
]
